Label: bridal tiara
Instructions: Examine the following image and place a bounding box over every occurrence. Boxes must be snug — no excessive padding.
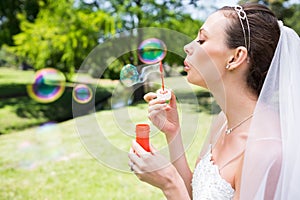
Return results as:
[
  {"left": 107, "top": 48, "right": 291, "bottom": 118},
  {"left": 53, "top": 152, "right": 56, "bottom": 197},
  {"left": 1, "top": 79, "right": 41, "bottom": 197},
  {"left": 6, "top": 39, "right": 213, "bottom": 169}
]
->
[{"left": 234, "top": 5, "right": 251, "bottom": 51}]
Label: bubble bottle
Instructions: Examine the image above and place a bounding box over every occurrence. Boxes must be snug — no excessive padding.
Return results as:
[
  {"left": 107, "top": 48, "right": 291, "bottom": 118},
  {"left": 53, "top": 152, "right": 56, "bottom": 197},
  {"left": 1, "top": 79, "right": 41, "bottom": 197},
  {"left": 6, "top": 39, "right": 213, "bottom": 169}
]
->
[{"left": 135, "top": 124, "right": 150, "bottom": 152}]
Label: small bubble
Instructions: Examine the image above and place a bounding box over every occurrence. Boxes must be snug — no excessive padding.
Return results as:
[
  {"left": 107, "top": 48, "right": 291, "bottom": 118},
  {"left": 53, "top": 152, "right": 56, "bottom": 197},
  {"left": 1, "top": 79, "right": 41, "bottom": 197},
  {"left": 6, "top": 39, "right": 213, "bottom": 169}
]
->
[
  {"left": 119, "top": 64, "right": 139, "bottom": 87},
  {"left": 73, "top": 84, "right": 93, "bottom": 104}
]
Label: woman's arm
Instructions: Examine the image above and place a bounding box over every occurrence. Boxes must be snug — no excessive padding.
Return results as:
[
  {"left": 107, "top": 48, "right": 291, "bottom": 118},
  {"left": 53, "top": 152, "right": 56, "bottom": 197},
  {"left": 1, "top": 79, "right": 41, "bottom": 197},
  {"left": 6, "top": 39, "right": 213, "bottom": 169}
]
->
[
  {"left": 162, "top": 167, "right": 192, "bottom": 200},
  {"left": 166, "top": 128, "right": 193, "bottom": 197},
  {"left": 145, "top": 92, "right": 193, "bottom": 196}
]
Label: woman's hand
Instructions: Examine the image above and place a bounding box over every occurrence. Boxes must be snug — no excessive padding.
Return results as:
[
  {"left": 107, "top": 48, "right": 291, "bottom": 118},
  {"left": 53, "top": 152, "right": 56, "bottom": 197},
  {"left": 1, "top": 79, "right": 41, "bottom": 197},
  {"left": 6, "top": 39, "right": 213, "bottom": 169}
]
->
[
  {"left": 144, "top": 91, "right": 180, "bottom": 137},
  {"left": 128, "top": 141, "right": 190, "bottom": 199},
  {"left": 128, "top": 140, "right": 172, "bottom": 189}
]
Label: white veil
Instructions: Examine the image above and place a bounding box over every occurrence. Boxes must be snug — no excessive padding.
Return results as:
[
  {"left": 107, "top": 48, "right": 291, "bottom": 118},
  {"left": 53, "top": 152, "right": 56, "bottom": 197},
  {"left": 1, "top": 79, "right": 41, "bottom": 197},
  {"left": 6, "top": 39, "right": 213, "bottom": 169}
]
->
[{"left": 240, "top": 22, "right": 300, "bottom": 199}]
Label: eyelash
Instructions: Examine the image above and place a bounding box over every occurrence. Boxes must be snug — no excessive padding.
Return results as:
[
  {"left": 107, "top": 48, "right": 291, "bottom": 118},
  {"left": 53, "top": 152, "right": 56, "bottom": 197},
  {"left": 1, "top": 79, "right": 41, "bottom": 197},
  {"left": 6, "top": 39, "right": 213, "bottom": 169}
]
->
[{"left": 197, "top": 40, "right": 205, "bottom": 45}]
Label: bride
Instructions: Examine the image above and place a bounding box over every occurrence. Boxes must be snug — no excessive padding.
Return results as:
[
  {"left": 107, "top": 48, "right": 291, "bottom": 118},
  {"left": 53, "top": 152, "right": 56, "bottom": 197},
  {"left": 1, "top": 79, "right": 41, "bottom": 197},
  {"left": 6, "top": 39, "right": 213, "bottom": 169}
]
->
[{"left": 128, "top": 3, "right": 300, "bottom": 199}]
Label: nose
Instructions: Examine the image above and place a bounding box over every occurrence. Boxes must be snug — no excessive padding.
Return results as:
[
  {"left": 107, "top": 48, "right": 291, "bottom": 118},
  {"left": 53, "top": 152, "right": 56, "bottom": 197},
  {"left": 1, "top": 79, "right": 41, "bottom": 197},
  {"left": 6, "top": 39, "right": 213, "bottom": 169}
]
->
[{"left": 184, "top": 41, "right": 193, "bottom": 55}]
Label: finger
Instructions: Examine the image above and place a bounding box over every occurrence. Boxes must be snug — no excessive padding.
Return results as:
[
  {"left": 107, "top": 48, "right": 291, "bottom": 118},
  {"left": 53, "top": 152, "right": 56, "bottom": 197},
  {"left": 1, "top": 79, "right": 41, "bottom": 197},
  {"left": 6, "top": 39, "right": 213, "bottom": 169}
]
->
[
  {"left": 148, "top": 98, "right": 166, "bottom": 106},
  {"left": 148, "top": 103, "right": 167, "bottom": 112},
  {"left": 148, "top": 109, "right": 166, "bottom": 121},
  {"left": 132, "top": 140, "right": 151, "bottom": 156},
  {"left": 169, "top": 91, "right": 177, "bottom": 108},
  {"left": 128, "top": 151, "right": 147, "bottom": 174},
  {"left": 131, "top": 163, "right": 143, "bottom": 174},
  {"left": 129, "top": 147, "right": 134, "bottom": 154},
  {"left": 128, "top": 160, "right": 134, "bottom": 169},
  {"left": 144, "top": 92, "right": 157, "bottom": 102},
  {"left": 128, "top": 147, "right": 141, "bottom": 164},
  {"left": 128, "top": 159, "right": 142, "bottom": 173},
  {"left": 149, "top": 143, "right": 159, "bottom": 154}
]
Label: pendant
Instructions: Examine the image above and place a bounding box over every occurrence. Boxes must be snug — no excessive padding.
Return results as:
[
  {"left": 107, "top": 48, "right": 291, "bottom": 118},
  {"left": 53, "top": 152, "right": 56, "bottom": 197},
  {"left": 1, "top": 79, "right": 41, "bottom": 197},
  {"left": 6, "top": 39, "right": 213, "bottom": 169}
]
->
[{"left": 225, "top": 128, "right": 232, "bottom": 135}]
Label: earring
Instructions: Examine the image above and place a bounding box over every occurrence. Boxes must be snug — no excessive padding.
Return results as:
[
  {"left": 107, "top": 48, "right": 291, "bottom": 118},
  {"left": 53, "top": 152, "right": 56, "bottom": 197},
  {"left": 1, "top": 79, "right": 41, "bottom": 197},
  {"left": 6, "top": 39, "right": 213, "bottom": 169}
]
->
[{"left": 225, "top": 64, "right": 231, "bottom": 69}]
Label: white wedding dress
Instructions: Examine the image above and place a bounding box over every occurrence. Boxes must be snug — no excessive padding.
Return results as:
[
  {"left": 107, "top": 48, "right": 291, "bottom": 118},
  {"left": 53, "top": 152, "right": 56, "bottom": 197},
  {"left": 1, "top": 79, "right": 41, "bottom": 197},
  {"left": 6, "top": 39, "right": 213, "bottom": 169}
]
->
[{"left": 192, "top": 144, "right": 235, "bottom": 200}]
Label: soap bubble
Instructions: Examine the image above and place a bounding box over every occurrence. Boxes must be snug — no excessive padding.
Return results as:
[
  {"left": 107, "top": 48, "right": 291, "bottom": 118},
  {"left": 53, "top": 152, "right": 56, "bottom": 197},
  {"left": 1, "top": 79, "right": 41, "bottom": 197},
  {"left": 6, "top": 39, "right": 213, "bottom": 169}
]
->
[
  {"left": 35, "top": 122, "right": 65, "bottom": 162},
  {"left": 138, "top": 38, "right": 167, "bottom": 64},
  {"left": 27, "top": 68, "right": 65, "bottom": 103},
  {"left": 120, "top": 63, "right": 162, "bottom": 87},
  {"left": 119, "top": 64, "right": 139, "bottom": 87},
  {"left": 17, "top": 140, "right": 39, "bottom": 170},
  {"left": 73, "top": 84, "right": 93, "bottom": 104},
  {"left": 17, "top": 122, "right": 66, "bottom": 170}
]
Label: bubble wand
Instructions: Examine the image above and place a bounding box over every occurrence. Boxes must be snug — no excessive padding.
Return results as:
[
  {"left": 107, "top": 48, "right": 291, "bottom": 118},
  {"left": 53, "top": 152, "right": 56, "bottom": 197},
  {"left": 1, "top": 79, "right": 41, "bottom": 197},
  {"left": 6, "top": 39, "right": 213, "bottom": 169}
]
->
[
  {"left": 159, "top": 61, "right": 165, "bottom": 91},
  {"left": 120, "top": 38, "right": 171, "bottom": 100}
]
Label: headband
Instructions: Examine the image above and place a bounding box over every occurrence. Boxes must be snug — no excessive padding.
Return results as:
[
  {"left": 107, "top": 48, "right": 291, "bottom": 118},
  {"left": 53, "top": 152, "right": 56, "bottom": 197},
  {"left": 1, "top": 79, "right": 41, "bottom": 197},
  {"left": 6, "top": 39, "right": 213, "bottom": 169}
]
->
[{"left": 234, "top": 5, "right": 251, "bottom": 51}]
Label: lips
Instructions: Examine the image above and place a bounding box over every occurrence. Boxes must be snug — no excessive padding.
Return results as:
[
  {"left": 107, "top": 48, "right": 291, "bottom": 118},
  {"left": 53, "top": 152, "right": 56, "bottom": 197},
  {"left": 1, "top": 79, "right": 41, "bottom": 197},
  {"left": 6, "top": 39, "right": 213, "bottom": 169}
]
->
[{"left": 184, "top": 60, "right": 191, "bottom": 72}]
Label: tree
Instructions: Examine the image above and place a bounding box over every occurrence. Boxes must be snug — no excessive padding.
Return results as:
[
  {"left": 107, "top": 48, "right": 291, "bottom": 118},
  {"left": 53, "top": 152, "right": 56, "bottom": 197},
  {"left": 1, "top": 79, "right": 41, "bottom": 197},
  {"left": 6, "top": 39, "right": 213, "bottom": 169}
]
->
[
  {"left": 80, "top": 0, "right": 202, "bottom": 68},
  {"left": 285, "top": 3, "right": 300, "bottom": 35},
  {"left": 0, "top": 0, "right": 42, "bottom": 46},
  {"left": 239, "top": 0, "right": 300, "bottom": 35},
  {"left": 9, "top": 0, "right": 115, "bottom": 80},
  {"left": 79, "top": 0, "right": 203, "bottom": 101}
]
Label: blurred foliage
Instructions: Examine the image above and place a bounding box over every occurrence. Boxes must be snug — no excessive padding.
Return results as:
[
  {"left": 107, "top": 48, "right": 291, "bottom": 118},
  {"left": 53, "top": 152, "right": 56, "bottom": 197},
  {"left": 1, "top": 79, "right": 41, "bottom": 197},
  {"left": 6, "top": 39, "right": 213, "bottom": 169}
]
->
[
  {"left": 8, "top": 0, "right": 115, "bottom": 81},
  {"left": 285, "top": 3, "right": 300, "bottom": 35},
  {"left": 239, "top": 0, "right": 300, "bottom": 34},
  {"left": 80, "top": 0, "right": 203, "bottom": 79},
  {"left": 0, "top": 46, "right": 19, "bottom": 68},
  {"left": 0, "top": 0, "right": 43, "bottom": 46}
]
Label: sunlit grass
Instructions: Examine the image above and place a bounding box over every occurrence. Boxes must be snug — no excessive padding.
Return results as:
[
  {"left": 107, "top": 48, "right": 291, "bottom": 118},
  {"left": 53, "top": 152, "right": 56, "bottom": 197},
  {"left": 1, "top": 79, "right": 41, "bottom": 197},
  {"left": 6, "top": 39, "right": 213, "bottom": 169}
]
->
[
  {"left": 0, "top": 103, "right": 212, "bottom": 199},
  {"left": 0, "top": 67, "right": 35, "bottom": 84}
]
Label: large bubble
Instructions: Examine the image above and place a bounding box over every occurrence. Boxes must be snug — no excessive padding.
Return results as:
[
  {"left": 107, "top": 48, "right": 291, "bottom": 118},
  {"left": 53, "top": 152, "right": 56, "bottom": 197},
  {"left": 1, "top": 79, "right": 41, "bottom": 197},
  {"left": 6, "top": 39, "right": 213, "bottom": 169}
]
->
[
  {"left": 73, "top": 84, "right": 93, "bottom": 104},
  {"left": 138, "top": 38, "right": 167, "bottom": 64},
  {"left": 27, "top": 68, "right": 65, "bottom": 103}
]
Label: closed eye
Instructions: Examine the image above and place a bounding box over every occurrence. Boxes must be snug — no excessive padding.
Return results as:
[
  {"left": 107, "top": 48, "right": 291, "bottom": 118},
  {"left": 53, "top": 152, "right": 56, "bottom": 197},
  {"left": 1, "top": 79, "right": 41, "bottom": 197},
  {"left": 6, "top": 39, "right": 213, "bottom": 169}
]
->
[{"left": 197, "top": 40, "right": 205, "bottom": 45}]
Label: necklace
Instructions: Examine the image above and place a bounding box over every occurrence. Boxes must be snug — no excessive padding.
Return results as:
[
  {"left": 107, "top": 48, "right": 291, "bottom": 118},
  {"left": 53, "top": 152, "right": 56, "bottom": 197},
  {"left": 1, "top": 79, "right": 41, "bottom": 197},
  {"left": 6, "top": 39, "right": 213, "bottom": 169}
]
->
[{"left": 225, "top": 114, "right": 253, "bottom": 135}]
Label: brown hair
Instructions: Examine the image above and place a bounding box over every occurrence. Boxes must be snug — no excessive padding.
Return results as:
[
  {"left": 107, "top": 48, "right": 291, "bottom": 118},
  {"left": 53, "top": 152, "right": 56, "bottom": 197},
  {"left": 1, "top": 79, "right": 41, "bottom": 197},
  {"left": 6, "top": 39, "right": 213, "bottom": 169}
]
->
[{"left": 219, "top": 3, "right": 280, "bottom": 97}]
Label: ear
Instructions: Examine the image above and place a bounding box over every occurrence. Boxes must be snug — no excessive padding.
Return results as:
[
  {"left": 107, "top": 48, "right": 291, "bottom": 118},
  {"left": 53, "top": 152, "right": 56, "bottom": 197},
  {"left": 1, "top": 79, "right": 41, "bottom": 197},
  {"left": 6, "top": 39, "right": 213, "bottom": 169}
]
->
[{"left": 226, "top": 47, "right": 248, "bottom": 70}]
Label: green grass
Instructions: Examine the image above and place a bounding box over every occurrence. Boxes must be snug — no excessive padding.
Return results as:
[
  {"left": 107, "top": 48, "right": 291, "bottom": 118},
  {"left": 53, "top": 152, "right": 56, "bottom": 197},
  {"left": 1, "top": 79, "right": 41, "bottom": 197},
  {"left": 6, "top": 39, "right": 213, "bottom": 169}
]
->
[
  {"left": 0, "top": 67, "right": 35, "bottom": 85},
  {"left": 0, "top": 103, "right": 212, "bottom": 199}
]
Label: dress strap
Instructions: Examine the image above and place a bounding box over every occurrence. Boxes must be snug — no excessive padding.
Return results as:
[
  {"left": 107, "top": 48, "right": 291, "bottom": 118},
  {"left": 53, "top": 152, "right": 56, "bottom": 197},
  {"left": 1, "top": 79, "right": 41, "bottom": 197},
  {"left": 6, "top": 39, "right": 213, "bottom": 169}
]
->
[{"left": 218, "top": 149, "right": 245, "bottom": 171}]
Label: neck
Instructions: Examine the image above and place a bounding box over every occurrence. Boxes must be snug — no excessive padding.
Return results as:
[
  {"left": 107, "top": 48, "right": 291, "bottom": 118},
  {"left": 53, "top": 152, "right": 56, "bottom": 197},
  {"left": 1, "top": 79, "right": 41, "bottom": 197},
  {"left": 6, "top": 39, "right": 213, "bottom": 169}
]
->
[{"left": 209, "top": 82, "right": 257, "bottom": 130}]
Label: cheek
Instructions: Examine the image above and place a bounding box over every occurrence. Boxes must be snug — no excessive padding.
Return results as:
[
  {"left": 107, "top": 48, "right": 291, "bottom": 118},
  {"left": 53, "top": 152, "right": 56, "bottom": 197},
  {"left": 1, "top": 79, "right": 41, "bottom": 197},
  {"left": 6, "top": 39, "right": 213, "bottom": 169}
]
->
[{"left": 189, "top": 47, "right": 223, "bottom": 85}]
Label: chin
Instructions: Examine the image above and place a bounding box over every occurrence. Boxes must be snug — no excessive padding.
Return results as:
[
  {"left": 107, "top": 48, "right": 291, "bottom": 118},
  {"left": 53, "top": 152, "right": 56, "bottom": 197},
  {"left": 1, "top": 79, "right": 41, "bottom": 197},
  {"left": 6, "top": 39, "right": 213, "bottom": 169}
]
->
[{"left": 186, "top": 75, "right": 207, "bottom": 88}]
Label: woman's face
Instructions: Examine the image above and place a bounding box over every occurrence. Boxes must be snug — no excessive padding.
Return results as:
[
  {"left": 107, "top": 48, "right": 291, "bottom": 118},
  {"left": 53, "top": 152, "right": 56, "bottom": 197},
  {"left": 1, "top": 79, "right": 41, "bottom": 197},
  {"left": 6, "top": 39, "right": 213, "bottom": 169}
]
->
[{"left": 184, "top": 11, "right": 232, "bottom": 88}]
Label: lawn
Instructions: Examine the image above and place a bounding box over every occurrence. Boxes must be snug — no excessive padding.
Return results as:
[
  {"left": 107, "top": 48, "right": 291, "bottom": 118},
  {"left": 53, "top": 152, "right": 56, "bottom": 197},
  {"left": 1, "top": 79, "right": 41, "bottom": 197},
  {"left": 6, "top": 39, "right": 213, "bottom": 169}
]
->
[{"left": 0, "top": 103, "right": 212, "bottom": 199}]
